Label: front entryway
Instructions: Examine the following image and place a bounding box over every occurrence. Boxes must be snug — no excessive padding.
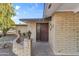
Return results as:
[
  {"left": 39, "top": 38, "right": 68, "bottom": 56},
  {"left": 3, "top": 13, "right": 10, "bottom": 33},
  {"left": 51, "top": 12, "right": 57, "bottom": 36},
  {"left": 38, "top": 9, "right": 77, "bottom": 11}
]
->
[
  {"left": 36, "top": 23, "right": 48, "bottom": 42},
  {"left": 32, "top": 42, "right": 54, "bottom": 56}
]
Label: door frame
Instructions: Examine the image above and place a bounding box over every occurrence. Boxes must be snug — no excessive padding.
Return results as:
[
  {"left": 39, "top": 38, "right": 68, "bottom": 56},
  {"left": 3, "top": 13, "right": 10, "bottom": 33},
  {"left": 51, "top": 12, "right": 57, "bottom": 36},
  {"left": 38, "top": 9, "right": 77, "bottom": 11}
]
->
[{"left": 36, "top": 23, "right": 49, "bottom": 42}]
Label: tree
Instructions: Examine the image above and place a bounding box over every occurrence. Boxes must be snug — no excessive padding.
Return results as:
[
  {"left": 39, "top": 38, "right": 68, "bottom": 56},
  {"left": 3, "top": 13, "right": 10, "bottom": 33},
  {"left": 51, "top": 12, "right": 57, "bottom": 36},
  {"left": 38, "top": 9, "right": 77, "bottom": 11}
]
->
[{"left": 0, "top": 3, "right": 15, "bottom": 36}]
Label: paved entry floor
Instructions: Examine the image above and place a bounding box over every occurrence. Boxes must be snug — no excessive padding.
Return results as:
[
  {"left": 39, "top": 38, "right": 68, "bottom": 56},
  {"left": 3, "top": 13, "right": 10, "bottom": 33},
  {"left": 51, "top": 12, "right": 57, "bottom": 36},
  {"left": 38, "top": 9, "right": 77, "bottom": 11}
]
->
[{"left": 32, "top": 42, "right": 54, "bottom": 56}]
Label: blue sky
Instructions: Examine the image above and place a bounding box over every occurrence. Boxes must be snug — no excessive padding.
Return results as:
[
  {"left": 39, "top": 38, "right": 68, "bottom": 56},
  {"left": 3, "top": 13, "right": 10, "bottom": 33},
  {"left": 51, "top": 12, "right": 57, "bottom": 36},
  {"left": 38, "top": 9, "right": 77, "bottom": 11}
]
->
[{"left": 12, "top": 3, "right": 44, "bottom": 24}]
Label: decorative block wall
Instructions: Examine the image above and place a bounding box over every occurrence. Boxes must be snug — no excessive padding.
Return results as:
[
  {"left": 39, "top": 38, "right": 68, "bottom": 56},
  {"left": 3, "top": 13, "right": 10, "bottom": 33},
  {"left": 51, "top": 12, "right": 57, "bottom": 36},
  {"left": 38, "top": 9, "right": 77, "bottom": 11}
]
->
[
  {"left": 13, "top": 38, "right": 32, "bottom": 56},
  {"left": 51, "top": 12, "right": 79, "bottom": 55}
]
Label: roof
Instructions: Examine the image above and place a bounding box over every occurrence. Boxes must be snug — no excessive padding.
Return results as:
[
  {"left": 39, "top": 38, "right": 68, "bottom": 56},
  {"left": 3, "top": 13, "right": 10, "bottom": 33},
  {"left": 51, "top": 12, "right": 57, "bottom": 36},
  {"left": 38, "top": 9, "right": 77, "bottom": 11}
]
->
[
  {"left": 19, "top": 17, "right": 51, "bottom": 22},
  {"left": 20, "top": 18, "right": 43, "bottom": 22},
  {"left": 16, "top": 24, "right": 27, "bottom": 26}
]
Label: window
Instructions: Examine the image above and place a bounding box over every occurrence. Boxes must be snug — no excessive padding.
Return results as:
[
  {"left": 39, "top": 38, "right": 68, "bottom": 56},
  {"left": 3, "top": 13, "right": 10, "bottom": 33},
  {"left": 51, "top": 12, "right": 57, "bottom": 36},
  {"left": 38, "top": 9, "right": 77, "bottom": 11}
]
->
[{"left": 48, "top": 4, "right": 52, "bottom": 9}]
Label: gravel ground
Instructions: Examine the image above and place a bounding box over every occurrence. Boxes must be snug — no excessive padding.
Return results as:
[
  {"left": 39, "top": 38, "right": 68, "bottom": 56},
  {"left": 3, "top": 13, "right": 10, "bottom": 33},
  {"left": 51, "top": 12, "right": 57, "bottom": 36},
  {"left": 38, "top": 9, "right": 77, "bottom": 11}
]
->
[{"left": 0, "top": 35, "right": 17, "bottom": 56}]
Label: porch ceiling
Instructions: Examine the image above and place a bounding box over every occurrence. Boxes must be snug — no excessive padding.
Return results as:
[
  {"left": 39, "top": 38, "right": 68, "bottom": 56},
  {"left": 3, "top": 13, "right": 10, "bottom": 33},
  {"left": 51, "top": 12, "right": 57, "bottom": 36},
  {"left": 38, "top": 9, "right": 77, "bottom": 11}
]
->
[
  {"left": 44, "top": 3, "right": 62, "bottom": 18},
  {"left": 57, "top": 3, "right": 79, "bottom": 13},
  {"left": 44, "top": 3, "right": 79, "bottom": 18}
]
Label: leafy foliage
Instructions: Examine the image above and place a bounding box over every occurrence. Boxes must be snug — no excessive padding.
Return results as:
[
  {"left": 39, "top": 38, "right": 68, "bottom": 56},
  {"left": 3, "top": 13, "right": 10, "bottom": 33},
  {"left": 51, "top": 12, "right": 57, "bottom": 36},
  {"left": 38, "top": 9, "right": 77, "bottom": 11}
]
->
[{"left": 0, "top": 3, "right": 16, "bottom": 36}]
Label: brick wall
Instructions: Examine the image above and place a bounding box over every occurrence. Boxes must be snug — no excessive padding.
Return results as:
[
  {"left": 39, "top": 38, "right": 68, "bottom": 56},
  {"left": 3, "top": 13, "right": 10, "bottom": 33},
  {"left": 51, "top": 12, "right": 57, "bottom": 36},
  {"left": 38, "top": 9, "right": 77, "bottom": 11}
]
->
[{"left": 49, "top": 12, "right": 79, "bottom": 55}]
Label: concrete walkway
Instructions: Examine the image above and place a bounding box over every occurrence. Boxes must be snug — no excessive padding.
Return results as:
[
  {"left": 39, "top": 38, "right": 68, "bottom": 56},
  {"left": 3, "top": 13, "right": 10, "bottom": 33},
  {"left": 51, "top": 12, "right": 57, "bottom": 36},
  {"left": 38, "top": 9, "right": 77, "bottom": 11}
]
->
[{"left": 32, "top": 42, "right": 54, "bottom": 56}]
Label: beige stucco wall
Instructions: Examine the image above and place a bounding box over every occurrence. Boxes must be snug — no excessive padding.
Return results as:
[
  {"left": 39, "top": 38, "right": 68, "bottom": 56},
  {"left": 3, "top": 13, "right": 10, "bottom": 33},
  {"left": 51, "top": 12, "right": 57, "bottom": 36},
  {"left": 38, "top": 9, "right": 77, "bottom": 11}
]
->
[
  {"left": 26, "top": 22, "right": 36, "bottom": 47},
  {"left": 49, "top": 12, "right": 79, "bottom": 55},
  {"left": 15, "top": 25, "right": 27, "bottom": 33},
  {"left": 49, "top": 17, "right": 55, "bottom": 54}
]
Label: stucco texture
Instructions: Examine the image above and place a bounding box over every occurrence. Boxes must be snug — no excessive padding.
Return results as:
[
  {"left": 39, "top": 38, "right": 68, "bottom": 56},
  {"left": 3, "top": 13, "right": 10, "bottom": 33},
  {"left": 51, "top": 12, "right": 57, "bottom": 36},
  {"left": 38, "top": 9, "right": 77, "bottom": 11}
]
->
[{"left": 15, "top": 25, "right": 27, "bottom": 33}]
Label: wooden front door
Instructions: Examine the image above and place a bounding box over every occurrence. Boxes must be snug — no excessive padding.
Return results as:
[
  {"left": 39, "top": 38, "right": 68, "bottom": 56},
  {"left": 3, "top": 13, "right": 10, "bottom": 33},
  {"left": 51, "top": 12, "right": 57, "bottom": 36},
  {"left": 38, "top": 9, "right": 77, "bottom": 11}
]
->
[{"left": 36, "top": 23, "right": 48, "bottom": 42}]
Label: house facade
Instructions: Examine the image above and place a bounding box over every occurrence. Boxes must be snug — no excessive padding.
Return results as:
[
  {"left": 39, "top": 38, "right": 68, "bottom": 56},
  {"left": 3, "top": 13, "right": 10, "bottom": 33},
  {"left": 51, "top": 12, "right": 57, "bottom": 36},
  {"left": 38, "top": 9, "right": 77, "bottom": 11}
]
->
[
  {"left": 44, "top": 3, "right": 79, "bottom": 55},
  {"left": 20, "top": 3, "right": 79, "bottom": 55}
]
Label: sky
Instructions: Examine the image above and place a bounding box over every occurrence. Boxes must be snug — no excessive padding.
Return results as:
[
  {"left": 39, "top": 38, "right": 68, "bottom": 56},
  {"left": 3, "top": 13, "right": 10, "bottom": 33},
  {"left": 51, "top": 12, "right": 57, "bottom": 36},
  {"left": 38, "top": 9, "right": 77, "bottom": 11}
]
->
[{"left": 12, "top": 3, "right": 44, "bottom": 24}]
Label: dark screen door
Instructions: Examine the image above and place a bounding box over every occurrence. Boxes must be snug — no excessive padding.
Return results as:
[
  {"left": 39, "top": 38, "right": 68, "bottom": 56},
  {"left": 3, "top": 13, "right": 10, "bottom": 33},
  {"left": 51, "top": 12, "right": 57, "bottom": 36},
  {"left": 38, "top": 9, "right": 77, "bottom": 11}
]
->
[{"left": 36, "top": 23, "right": 48, "bottom": 42}]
